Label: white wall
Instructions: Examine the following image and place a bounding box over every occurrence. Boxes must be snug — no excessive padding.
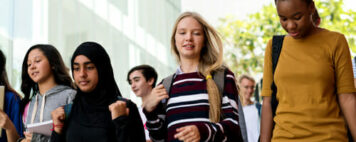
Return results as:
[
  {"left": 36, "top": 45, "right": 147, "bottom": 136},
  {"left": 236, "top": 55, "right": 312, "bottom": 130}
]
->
[{"left": 0, "top": 0, "right": 181, "bottom": 105}]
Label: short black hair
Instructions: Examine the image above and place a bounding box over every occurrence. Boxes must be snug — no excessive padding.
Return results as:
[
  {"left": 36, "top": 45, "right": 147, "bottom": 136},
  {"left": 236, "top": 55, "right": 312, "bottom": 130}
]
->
[{"left": 127, "top": 64, "right": 158, "bottom": 88}]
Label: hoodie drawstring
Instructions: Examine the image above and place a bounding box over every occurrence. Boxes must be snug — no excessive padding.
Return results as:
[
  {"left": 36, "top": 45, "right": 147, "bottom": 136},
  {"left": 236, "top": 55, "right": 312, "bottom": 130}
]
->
[{"left": 30, "top": 93, "right": 46, "bottom": 123}]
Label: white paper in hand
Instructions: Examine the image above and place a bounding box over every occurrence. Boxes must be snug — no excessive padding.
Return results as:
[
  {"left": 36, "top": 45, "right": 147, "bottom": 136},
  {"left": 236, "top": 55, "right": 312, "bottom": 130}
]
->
[{"left": 27, "top": 120, "right": 53, "bottom": 136}]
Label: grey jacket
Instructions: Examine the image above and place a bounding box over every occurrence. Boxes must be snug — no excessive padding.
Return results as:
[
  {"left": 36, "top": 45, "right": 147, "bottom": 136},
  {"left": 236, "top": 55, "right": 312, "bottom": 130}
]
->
[{"left": 25, "top": 85, "right": 76, "bottom": 142}]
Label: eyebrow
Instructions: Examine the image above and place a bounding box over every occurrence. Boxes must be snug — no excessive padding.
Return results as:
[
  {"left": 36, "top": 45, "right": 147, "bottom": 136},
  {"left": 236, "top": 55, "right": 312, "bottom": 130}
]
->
[
  {"left": 177, "top": 28, "right": 203, "bottom": 31},
  {"left": 73, "top": 61, "right": 94, "bottom": 66},
  {"left": 279, "top": 12, "right": 302, "bottom": 17},
  {"left": 29, "top": 56, "right": 42, "bottom": 60},
  {"left": 132, "top": 76, "right": 141, "bottom": 80}
]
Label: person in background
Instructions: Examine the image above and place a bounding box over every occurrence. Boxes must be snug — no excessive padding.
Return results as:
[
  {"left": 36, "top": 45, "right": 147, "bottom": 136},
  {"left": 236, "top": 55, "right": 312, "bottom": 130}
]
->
[
  {"left": 260, "top": 0, "right": 356, "bottom": 141},
  {"left": 19, "top": 44, "right": 76, "bottom": 142},
  {"left": 238, "top": 74, "right": 260, "bottom": 142},
  {"left": 127, "top": 64, "right": 158, "bottom": 142},
  {"left": 0, "top": 50, "right": 23, "bottom": 142}
]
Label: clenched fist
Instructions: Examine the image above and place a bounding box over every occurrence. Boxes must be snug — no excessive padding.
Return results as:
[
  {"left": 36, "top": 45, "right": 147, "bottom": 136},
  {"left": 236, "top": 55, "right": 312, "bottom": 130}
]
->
[
  {"left": 51, "top": 107, "right": 65, "bottom": 134},
  {"left": 109, "top": 100, "right": 129, "bottom": 120}
]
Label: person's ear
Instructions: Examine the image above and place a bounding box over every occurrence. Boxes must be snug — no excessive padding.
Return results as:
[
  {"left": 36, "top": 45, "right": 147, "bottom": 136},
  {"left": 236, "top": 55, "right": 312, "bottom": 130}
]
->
[{"left": 147, "top": 78, "right": 154, "bottom": 86}]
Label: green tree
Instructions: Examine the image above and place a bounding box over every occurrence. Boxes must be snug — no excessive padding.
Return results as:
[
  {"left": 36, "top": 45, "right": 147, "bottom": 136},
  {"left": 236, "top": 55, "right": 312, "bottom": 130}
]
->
[{"left": 218, "top": 0, "right": 356, "bottom": 77}]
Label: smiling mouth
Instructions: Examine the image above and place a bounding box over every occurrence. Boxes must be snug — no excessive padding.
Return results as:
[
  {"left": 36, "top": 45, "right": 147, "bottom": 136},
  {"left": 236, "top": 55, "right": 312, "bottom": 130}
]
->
[
  {"left": 289, "top": 32, "right": 299, "bottom": 37},
  {"left": 79, "top": 81, "right": 89, "bottom": 85},
  {"left": 31, "top": 72, "right": 39, "bottom": 76},
  {"left": 183, "top": 45, "right": 194, "bottom": 49}
]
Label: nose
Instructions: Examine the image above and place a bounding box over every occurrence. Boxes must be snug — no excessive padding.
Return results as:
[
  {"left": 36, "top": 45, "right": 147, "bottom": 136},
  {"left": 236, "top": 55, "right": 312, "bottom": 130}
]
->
[
  {"left": 184, "top": 32, "right": 193, "bottom": 41},
  {"left": 286, "top": 21, "right": 297, "bottom": 31},
  {"left": 248, "top": 88, "right": 254, "bottom": 94},
  {"left": 79, "top": 68, "right": 87, "bottom": 78},
  {"left": 28, "top": 63, "right": 35, "bottom": 70},
  {"left": 131, "top": 82, "right": 136, "bottom": 90}
]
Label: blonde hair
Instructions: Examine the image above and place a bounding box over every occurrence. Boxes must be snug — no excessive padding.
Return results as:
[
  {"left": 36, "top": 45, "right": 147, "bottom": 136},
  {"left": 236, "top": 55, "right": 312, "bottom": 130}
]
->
[
  {"left": 238, "top": 74, "right": 255, "bottom": 84},
  {"left": 170, "top": 12, "right": 224, "bottom": 122}
]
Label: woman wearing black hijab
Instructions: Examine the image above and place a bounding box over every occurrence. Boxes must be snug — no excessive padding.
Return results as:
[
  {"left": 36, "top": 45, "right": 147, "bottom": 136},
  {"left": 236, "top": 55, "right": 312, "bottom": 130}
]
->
[{"left": 50, "top": 42, "right": 145, "bottom": 142}]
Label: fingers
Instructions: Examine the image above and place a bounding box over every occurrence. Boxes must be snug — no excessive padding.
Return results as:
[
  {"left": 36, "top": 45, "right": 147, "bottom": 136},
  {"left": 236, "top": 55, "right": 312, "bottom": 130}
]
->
[
  {"left": 152, "top": 88, "right": 168, "bottom": 101},
  {"left": 143, "top": 84, "right": 169, "bottom": 112},
  {"left": 174, "top": 127, "right": 191, "bottom": 140},
  {"left": 156, "top": 84, "right": 165, "bottom": 89},
  {"left": 174, "top": 125, "right": 200, "bottom": 142},
  {"left": 51, "top": 107, "right": 65, "bottom": 125},
  {"left": 24, "top": 131, "right": 32, "bottom": 140},
  {"left": 153, "top": 84, "right": 168, "bottom": 95},
  {"left": 109, "top": 101, "right": 127, "bottom": 111},
  {"left": 109, "top": 100, "right": 129, "bottom": 119}
]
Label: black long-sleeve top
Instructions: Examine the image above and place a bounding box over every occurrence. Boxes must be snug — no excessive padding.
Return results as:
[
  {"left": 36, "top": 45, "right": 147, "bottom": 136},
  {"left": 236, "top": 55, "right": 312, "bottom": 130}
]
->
[{"left": 50, "top": 98, "right": 146, "bottom": 142}]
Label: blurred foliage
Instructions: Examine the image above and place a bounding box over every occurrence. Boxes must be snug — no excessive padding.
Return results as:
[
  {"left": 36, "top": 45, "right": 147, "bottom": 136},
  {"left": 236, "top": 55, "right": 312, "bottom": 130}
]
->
[{"left": 218, "top": 0, "right": 356, "bottom": 76}]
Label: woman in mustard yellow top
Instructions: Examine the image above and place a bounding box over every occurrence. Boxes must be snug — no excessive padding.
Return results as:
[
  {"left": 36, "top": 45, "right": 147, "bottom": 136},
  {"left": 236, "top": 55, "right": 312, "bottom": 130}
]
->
[{"left": 260, "top": 0, "right": 356, "bottom": 141}]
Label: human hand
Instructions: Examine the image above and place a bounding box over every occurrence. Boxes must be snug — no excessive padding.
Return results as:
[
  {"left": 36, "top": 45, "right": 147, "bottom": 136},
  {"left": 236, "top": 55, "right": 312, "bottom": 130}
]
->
[
  {"left": 109, "top": 100, "right": 129, "bottom": 120},
  {"left": 51, "top": 107, "right": 65, "bottom": 133},
  {"left": 174, "top": 125, "right": 200, "bottom": 142},
  {"left": 143, "top": 84, "right": 169, "bottom": 112},
  {"left": 22, "top": 131, "right": 32, "bottom": 142},
  {"left": 0, "top": 109, "right": 15, "bottom": 130}
]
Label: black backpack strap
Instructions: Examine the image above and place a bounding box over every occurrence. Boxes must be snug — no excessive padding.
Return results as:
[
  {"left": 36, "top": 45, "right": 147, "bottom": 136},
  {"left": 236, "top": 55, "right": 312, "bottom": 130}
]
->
[
  {"left": 272, "top": 35, "right": 285, "bottom": 73},
  {"left": 271, "top": 35, "right": 285, "bottom": 118}
]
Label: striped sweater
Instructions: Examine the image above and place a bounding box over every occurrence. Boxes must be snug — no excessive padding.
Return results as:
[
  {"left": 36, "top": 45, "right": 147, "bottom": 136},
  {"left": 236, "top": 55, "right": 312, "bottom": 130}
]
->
[{"left": 144, "top": 70, "right": 242, "bottom": 142}]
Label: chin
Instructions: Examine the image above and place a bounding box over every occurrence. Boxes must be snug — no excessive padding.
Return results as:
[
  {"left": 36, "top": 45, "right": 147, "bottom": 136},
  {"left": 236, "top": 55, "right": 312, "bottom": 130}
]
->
[{"left": 79, "top": 87, "right": 92, "bottom": 93}]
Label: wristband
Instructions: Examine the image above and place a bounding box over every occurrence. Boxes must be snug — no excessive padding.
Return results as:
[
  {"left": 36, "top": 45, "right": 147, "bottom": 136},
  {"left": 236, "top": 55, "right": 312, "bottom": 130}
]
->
[{"left": 51, "top": 123, "right": 64, "bottom": 131}]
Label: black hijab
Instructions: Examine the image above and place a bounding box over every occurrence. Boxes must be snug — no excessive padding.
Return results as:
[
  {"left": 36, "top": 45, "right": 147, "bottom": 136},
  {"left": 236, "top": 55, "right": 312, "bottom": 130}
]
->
[{"left": 70, "top": 41, "right": 121, "bottom": 128}]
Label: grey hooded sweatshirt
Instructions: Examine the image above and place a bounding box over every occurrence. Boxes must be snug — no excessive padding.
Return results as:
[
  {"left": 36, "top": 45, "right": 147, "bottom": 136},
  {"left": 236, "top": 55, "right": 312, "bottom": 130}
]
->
[{"left": 25, "top": 85, "right": 76, "bottom": 142}]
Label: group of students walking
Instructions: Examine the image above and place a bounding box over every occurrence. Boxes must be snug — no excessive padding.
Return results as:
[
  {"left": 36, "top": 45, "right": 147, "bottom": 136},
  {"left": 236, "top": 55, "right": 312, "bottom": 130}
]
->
[{"left": 0, "top": 0, "right": 355, "bottom": 141}]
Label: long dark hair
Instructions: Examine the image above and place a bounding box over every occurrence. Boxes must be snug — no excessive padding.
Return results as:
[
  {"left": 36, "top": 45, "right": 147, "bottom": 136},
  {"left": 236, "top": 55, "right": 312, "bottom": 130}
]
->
[
  {"left": 20, "top": 44, "right": 74, "bottom": 113},
  {"left": 0, "top": 50, "right": 21, "bottom": 98}
]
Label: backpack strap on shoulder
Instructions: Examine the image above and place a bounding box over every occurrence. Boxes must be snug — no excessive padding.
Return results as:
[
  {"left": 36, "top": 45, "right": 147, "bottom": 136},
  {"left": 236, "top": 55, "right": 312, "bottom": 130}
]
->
[
  {"left": 271, "top": 35, "right": 285, "bottom": 117},
  {"left": 213, "top": 68, "right": 226, "bottom": 97},
  {"left": 212, "top": 67, "right": 228, "bottom": 120},
  {"left": 162, "top": 74, "right": 175, "bottom": 94},
  {"left": 272, "top": 35, "right": 285, "bottom": 74},
  {"left": 162, "top": 74, "right": 175, "bottom": 109}
]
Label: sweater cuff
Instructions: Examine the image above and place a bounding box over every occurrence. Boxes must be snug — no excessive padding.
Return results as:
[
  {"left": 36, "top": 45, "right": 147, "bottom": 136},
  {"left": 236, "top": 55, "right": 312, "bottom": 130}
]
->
[
  {"left": 195, "top": 123, "right": 210, "bottom": 141},
  {"left": 113, "top": 115, "right": 129, "bottom": 127},
  {"left": 143, "top": 108, "right": 159, "bottom": 120}
]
